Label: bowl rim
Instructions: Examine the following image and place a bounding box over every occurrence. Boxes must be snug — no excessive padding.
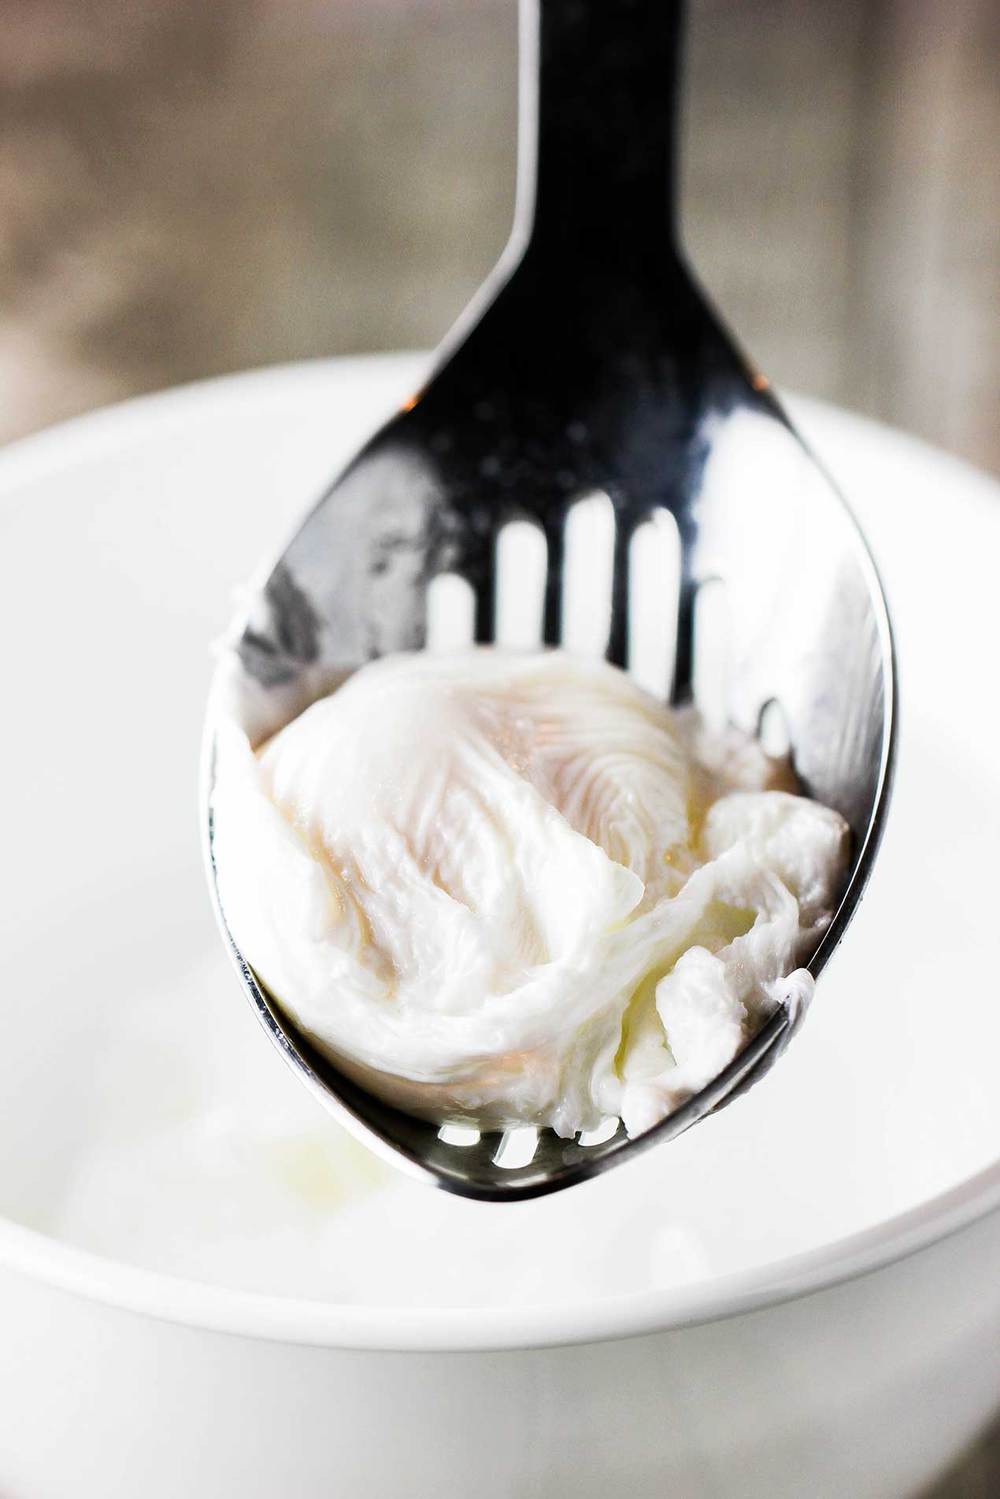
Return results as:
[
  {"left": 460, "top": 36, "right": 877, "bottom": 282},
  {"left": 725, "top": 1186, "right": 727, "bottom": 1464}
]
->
[
  {"left": 2, "top": 1161, "right": 998, "bottom": 1351},
  {"left": 1, "top": 357, "right": 999, "bottom": 1353}
]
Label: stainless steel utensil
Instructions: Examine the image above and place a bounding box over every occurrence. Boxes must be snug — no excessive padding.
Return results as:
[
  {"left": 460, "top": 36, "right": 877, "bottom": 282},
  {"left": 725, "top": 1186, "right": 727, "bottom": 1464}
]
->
[{"left": 204, "top": 0, "right": 895, "bottom": 1200}]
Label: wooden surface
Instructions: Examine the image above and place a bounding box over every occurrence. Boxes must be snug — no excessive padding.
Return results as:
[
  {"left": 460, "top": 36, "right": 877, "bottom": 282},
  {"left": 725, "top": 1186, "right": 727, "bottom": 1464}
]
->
[
  {"left": 0, "top": 1, "right": 997, "bottom": 1491},
  {"left": 0, "top": 0, "right": 995, "bottom": 470}
]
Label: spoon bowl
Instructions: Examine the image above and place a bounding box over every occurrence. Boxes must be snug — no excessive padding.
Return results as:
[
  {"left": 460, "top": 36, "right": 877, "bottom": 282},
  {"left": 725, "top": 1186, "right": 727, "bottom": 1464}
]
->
[{"left": 204, "top": 0, "right": 895, "bottom": 1200}]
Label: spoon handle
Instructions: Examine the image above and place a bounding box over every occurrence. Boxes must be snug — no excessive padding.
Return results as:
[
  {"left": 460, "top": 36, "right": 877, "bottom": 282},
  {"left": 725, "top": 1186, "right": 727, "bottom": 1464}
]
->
[{"left": 520, "top": 0, "right": 685, "bottom": 268}]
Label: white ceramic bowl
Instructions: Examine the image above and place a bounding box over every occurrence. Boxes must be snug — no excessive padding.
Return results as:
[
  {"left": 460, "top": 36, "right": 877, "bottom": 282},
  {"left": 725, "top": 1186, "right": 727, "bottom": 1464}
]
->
[{"left": 0, "top": 356, "right": 998, "bottom": 1499}]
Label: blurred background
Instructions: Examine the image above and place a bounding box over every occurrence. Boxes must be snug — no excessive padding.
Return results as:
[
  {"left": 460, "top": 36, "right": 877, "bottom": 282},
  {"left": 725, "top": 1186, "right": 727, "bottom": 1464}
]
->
[
  {"left": 0, "top": 0, "right": 996, "bottom": 472},
  {"left": 0, "top": 0, "right": 997, "bottom": 1491}
]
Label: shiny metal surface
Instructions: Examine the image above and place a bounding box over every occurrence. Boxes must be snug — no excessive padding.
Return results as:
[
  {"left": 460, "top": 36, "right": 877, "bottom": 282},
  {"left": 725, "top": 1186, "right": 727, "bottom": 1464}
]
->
[{"left": 204, "top": 0, "right": 895, "bottom": 1200}]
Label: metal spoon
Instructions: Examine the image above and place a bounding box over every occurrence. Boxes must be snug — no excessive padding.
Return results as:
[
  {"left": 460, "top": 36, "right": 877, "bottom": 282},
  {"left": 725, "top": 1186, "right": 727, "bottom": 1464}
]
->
[{"left": 203, "top": 0, "right": 895, "bottom": 1201}]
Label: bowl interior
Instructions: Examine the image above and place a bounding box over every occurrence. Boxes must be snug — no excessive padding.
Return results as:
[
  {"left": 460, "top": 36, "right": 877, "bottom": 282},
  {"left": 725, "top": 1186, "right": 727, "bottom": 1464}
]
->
[{"left": 0, "top": 358, "right": 998, "bottom": 1315}]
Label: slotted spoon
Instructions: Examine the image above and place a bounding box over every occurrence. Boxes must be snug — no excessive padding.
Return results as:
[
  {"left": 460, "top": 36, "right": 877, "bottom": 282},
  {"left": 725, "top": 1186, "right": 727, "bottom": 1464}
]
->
[{"left": 203, "top": 0, "right": 895, "bottom": 1201}]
